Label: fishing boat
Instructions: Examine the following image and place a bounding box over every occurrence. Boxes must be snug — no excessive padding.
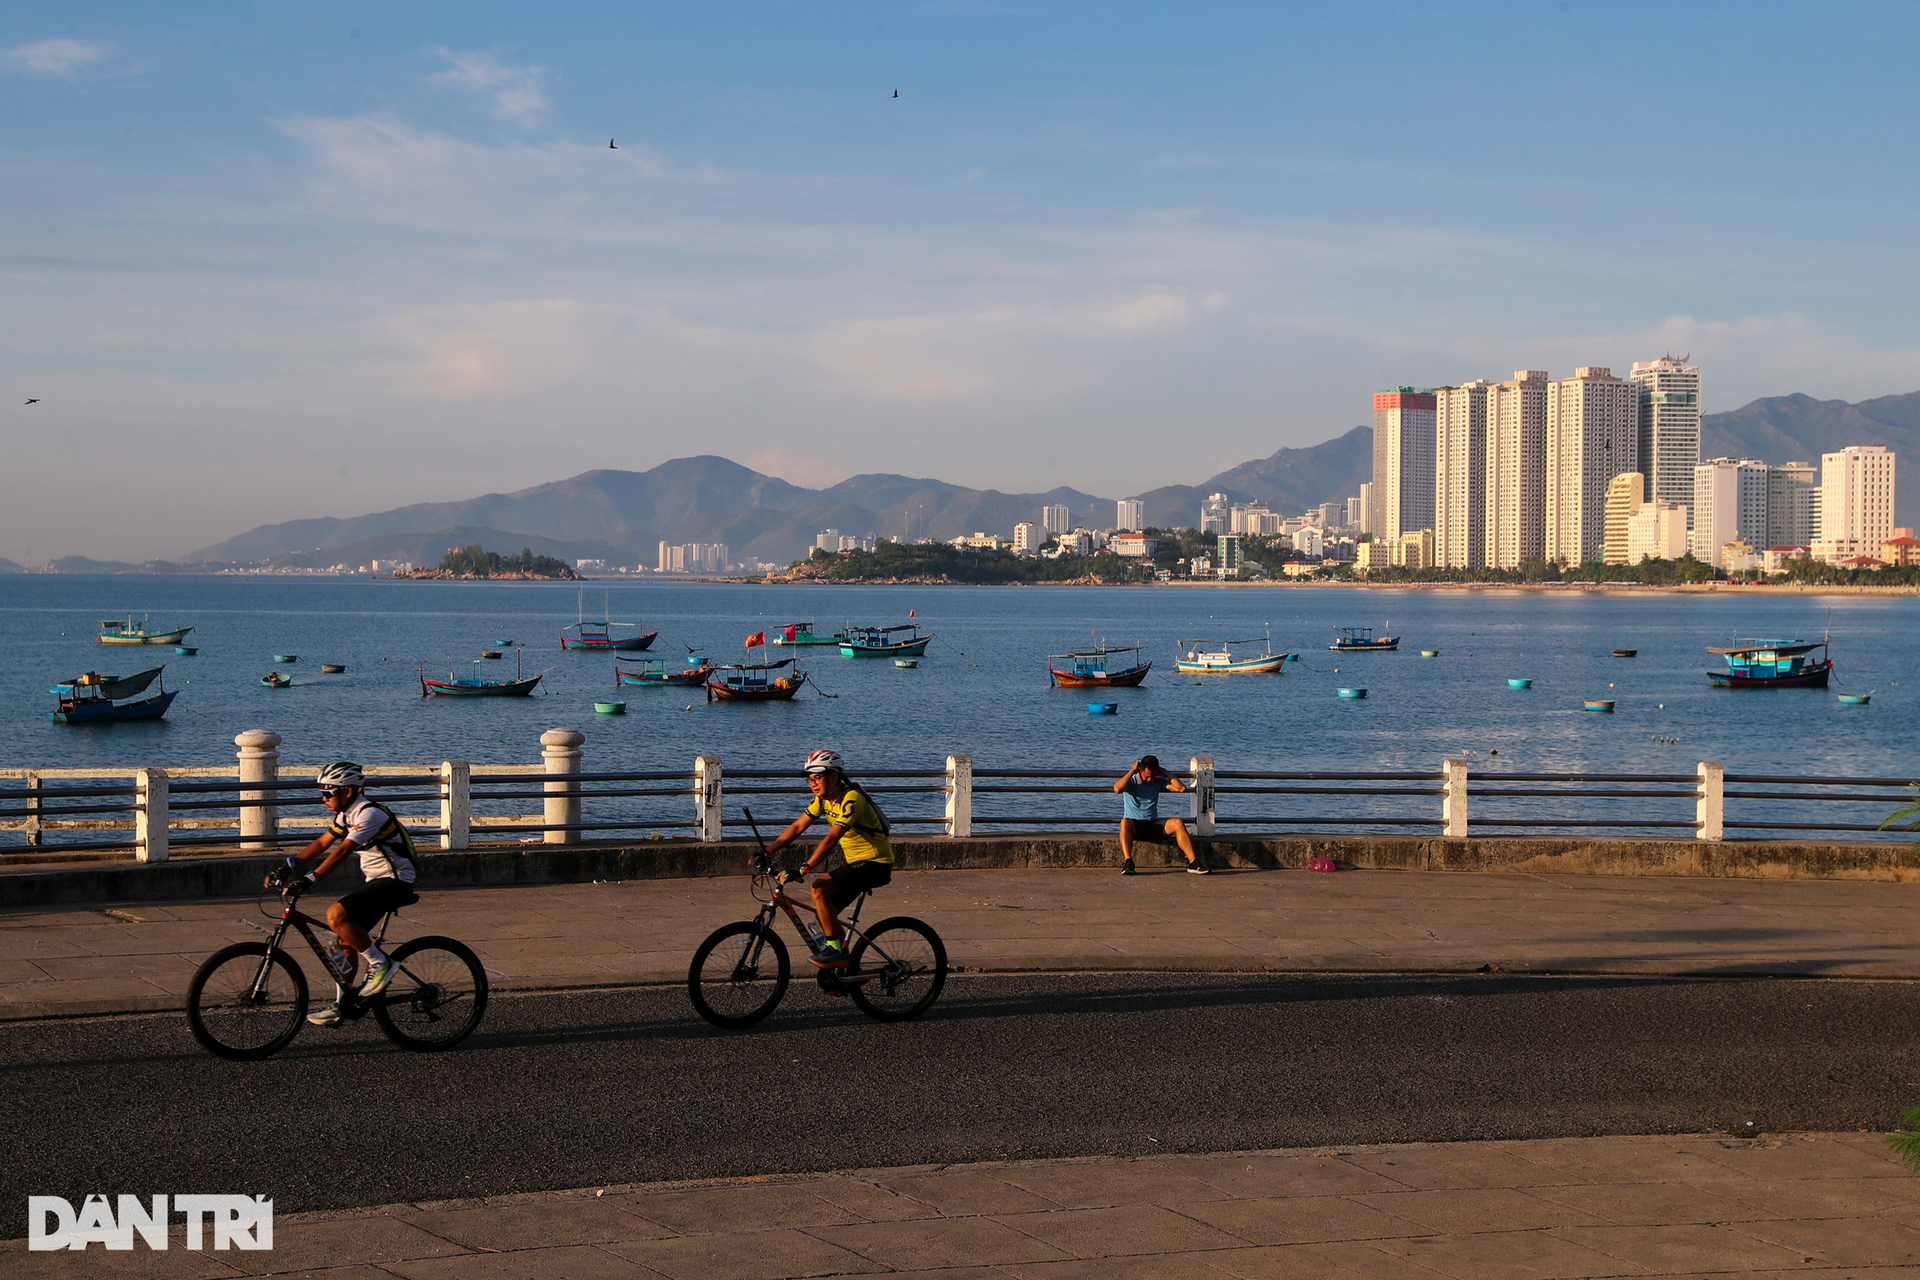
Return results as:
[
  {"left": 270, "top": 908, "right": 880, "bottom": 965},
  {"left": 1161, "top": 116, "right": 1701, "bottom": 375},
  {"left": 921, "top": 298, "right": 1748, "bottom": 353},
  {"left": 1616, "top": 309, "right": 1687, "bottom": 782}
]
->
[
  {"left": 706, "top": 659, "right": 807, "bottom": 702},
  {"left": 616, "top": 652, "right": 715, "bottom": 687},
  {"left": 1047, "top": 643, "right": 1151, "bottom": 688},
  {"left": 50, "top": 667, "right": 177, "bottom": 723},
  {"left": 420, "top": 650, "right": 545, "bottom": 697},
  {"left": 559, "top": 590, "right": 657, "bottom": 651},
  {"left": 1175, "top": 633, "right": 1288, "bottom": 674},
  {"left": 1329, "top": 625, "right": 1398, "bottom": 652},
  {"left": 838, "top": 624, "right": 933, "bottom": 658},
  {"left": 1705, "top": 637, "right": 1833, "bottom": 689},
  {"left": 770, "top": 622, "right": 845, "bottom": 647},
  {"left": 1613, "top": 649, "right": 1638, "bottom": 658},
  {"left": 1584, "top": 699, "right": 1615, "bottom": 712},
  {"left": 99, "top": 617, "right": 193, "bottom": 646},
  {"left": 261, "top": 672, "right": 292, "bottom": 688},
  {"left": 321, "top": 663, "right": 346, "bottom": 674}
]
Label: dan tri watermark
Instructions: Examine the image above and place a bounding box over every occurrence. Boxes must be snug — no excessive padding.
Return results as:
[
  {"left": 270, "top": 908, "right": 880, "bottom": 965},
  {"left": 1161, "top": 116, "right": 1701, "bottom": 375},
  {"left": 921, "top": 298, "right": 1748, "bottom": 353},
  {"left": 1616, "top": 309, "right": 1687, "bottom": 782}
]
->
[{"left": 28, "top": 1195, "right": 273, "bottom": 1251}]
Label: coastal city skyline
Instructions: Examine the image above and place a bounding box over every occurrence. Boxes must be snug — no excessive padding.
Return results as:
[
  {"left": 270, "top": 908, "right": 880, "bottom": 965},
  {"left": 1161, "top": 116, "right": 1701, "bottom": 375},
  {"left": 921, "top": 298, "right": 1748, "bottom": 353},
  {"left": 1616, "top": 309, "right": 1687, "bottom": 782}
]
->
[{"left": 13, "top": 6, "right": 1920, "bottom": 560}]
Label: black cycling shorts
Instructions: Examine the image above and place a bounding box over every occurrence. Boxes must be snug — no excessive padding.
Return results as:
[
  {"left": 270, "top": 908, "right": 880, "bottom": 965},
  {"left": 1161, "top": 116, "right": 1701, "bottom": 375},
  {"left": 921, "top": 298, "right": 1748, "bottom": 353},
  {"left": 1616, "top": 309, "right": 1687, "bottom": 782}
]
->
[
  {"left": 823, "top": 859, "right": 892, "bottom": 911},
  {"left": 338, "top": 878, "right": 420, "bottom": 929}
]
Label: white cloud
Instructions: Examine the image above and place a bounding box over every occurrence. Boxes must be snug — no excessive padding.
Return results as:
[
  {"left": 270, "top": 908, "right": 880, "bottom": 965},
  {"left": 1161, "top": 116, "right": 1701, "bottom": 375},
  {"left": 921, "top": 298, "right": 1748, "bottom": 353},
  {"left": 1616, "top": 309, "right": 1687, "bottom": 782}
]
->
[
  {"left": 4, "top": 38, "right": 107, "bottom": 74},
  {"left": 385, "top": 298, "right": 598, "bottom": 398},
  {"left": 428, "top": 48, "right": 551, "bottom": 123}
]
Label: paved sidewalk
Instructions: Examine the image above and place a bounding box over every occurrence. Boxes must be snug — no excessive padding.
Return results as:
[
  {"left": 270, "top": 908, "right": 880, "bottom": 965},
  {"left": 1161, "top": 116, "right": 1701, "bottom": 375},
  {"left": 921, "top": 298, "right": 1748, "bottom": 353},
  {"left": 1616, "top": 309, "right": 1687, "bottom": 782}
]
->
[
  {"left": 1, "top": 867, "right": 1915, "bottom": 1019},
  {"left": 8, "top": 1132, "right": 1917, "bottom": 1277}
]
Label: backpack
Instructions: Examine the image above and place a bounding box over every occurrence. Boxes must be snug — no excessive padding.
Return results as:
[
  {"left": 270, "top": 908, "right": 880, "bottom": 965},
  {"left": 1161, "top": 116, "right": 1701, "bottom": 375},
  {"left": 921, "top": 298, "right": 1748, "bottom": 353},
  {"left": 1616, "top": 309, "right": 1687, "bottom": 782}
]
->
[{"left": 838, "top": 781, "right": 892, "bottom": 838}]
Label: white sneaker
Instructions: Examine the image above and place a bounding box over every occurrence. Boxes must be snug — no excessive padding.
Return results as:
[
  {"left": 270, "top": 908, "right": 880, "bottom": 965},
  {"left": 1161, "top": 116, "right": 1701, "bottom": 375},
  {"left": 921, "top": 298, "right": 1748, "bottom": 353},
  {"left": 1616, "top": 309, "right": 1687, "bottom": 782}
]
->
[
  {"left": 307, "top": 1002, "right": 342, "bottom": 1027},
  {"left": 358, "top": 958, "right": 395, "bottom": 997}
]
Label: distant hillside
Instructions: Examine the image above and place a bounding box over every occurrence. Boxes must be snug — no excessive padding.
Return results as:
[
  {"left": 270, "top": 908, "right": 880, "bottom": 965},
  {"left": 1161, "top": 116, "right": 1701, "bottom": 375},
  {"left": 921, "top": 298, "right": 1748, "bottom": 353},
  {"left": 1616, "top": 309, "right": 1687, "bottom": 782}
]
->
[
  {"left": 0, "top": 558, "right": 21, "bottom": 574},
  {"left": 1703, "top": 392, "right": 1918, "bottom": 526}
]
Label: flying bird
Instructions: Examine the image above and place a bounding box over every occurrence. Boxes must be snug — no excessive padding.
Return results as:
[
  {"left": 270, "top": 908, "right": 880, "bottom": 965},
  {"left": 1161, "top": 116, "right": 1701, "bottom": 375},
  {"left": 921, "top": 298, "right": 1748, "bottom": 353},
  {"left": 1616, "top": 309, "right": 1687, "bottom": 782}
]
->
[
  {"left": 608, "top": 138, "right": 617, "bottom": 149},
  {"left": 892, "top": 89, "right": 898, "bottom": 98},
  {"left": 24, "top": 398, "right": 38, "bottom": 405}
]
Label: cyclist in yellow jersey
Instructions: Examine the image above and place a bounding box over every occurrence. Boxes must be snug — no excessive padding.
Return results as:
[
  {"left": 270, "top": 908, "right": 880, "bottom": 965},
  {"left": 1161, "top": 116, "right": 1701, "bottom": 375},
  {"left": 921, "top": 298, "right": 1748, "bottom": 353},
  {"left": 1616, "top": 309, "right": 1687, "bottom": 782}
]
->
[{"left": 764, "top": 749, "right": 893, "bottom": 969}]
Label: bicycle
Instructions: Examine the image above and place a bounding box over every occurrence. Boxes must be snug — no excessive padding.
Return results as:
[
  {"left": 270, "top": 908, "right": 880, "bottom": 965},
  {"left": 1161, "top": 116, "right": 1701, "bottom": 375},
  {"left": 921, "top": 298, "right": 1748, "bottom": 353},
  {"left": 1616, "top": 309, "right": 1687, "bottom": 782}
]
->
[
  {"left": 185, "top": 872, "right": 489, "bottom": 1061},
  {"left": 687, "top": 808, "right": 947, "bottom": 1029}
]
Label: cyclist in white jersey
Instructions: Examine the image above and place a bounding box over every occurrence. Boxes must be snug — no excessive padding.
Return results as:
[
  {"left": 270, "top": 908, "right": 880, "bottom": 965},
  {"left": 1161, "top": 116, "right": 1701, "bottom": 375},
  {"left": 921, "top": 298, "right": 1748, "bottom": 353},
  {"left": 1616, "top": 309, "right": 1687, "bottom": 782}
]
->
[{"left": 267, "top": 762, "right": 419, "bottom": 1026}]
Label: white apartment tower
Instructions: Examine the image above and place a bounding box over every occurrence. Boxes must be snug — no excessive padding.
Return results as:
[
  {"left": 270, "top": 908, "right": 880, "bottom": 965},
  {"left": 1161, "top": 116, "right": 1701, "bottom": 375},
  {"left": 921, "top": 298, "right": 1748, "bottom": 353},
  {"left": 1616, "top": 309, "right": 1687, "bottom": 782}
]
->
[
  {"left": 1814, "top": 445, "right": 1897, "bottom": 560},
  {"left": 1115, "top": 499, "right": 1144, "bottom": 532},
  {"left": 1012, "top": 521, "right": 1042, "bottom": 554},
  {"left": 1433, "top": 380, "right": 1491, "bottom": 568},
  {"left": 1199, "top": 493, "right": 1230, "bottom": 534},
  {"left": 1690, "top": 458, "right": 1769, "bottom": 567},
  {"left": 1356, "top": 483, "right": 1373, "bottom": 535},
  {"left": 1630, "top": 355, "right": 1701, "bottom": 521},
  {"left": 1041, "top": 504, "right": 1071, "bottom": 535},
  {"left": 1484, "top": 371, "right": 1550, "bottom": 568},
  {"left": 1766, "top": 462, "right": 1817, "bottom": 549},
  {"left": 1371, "top": 387, "right": 1437, "bottom": 540},
  {"left": 1545, "top": 367, "right": 1638, "bottom": 565},
  {"left": 1603, "top": 472, "right": 1644, "bottom": 565}
]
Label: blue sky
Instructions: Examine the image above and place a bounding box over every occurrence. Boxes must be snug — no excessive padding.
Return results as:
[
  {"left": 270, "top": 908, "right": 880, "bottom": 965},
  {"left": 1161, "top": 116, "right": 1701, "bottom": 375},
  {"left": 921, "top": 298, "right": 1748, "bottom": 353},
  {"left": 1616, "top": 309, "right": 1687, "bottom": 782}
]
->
[{"left": 6, "top": 2, "right": 1920, "bottom": 559}]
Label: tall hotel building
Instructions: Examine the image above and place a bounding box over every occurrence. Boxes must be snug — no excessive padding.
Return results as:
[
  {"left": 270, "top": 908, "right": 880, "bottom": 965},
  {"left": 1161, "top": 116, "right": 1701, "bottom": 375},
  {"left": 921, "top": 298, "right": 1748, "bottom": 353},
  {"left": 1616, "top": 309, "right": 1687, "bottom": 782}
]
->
[
  {"left": 1630, "top": 356, "right": 1701, "bottom": 521},
  {"left": 1483, "top": 371, "right": 1550, "bottom": 568},
  {"left": 1813, "top": 444, "right": 1897, "bottom": 560},
  {"left": 1371, "top": 387, "right": 1436, "bottom": 540},
  {"left": 1545, "top": 367, "right": 1638, "bottom": 565},
  {"left": 1115, "top": 499, "right": 1145, "bottom": 532},
  {"left": 1433, "top": 381, "right": 1491, "bottom": 568}
]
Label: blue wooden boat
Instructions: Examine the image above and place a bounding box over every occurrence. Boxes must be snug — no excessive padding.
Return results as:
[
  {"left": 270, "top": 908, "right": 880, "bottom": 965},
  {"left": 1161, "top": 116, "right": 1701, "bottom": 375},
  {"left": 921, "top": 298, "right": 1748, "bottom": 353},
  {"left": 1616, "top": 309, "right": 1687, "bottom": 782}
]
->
[
  {"left": 1330, "top": 625, "right": 1398, "bottom": 652},
  {"left": 174, "top": 646, "right": 197, "bottom": 656},
  {"left": 262, "top": 672, "right": 292, "bottom": 688},
  {"left": 99, "top": 617, "right": 193, "bottom": 646},
  {"left": 617, "top": 652, "right": 715, "bottom": 686},
  {"left": 420, "top": 650, "right": 545, "bottom": 697},
  {"left": 707, "top": 658, "right": 807, "bottom": 702},
  {"left": 839, "top": 624, "right": 933, "bottom": 658},
  {"left": 50, "top": 667, "right": 177, "bottom": 723},
  {"left": 1508, "top": 678, "right": 1532, "bottom": 689},
  {"left": 1838, "top": 693, "right": 1872, "bottom": 705},
  {"left": 1336, "top": 687, "right": 1368, "bottom": 699},
  {"left": 1048, "top": 644, "right": 1151, "bottom": 688},
  {"left": 1706, "top": 638, "right": 1832, "bottom": 688},
  {"left": 560, "top": 590, "right": 656, "bottom": 651},
  {"left": 770, "top": 621, "right": 845, "bottom": 647}
]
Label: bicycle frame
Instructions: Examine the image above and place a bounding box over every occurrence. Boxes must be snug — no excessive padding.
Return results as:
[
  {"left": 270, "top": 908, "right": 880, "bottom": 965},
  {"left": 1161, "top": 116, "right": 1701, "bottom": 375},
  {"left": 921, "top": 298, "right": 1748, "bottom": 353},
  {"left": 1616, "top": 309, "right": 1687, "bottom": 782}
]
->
[{"left": 247, "top": 886, "right": 393, "bottom": 1005}]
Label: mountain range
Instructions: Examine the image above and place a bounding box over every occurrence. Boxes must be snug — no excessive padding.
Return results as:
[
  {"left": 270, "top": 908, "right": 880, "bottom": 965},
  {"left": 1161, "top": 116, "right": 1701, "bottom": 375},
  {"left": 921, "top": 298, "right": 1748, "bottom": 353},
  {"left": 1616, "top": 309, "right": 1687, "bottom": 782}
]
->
[{"left": 179, "top": 389, "right": 1916, "bottom": 569}]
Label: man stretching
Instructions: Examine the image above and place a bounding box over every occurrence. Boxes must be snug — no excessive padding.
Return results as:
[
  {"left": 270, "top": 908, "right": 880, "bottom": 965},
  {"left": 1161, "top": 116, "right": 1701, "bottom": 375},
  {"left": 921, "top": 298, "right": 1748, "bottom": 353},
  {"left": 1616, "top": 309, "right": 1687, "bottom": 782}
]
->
[
  {"left": 765, "top": 749, "right": 894, "bottom": 968},
  {"left": 1114, "top": 755, "right": 1206, "bottom": 874},
  {"left": 269, "top": 761, "right": 420, "bottom": 1025}
]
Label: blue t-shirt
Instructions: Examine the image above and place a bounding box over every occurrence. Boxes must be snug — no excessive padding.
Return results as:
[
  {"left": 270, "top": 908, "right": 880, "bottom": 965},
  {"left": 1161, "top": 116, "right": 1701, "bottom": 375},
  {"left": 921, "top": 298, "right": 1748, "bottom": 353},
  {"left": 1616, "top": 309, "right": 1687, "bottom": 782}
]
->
[{"left": 1122, "top": 776, "right": 1170, "bottom": 821}]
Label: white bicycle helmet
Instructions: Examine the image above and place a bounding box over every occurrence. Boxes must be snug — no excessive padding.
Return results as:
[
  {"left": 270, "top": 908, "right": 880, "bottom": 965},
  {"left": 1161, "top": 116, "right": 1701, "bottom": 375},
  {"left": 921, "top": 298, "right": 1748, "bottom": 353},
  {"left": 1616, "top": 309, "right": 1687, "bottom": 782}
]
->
[
  {"left": 316, "top": 761, "right": 365, "bottom": 789},
  {"left": 803, "top": 748, "right": 844, "bottom": 775}
]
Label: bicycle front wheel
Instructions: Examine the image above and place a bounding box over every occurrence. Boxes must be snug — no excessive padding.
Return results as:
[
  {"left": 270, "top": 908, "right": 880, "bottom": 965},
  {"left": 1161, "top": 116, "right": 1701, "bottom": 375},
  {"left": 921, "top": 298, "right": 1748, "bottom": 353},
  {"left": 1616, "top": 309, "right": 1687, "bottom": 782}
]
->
[
  {"left": 688, "top": 922, "right": 789, "bottom": 1029},
  {"left": 372, "top": 935, "right": 489, "bottom": 1052},
  {"left": 186, "top": 943, "right": 309, "bottom": 1061},
  {"left": 848, "top": 917, "right": 947, "bottom": 1023}
]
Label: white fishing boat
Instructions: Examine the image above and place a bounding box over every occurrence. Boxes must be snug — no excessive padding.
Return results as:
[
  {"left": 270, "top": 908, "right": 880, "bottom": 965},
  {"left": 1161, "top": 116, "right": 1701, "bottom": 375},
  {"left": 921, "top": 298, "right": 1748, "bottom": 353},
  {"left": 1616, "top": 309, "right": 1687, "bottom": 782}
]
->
[{"left": 1175, "top": 633, "right": 1289, "bottom": 674}]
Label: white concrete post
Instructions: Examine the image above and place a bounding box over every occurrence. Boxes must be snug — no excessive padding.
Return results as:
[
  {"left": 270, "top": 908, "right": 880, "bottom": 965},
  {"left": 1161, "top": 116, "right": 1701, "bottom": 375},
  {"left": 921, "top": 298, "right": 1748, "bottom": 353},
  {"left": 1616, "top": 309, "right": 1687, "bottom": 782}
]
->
[
  {"left": 1697, "top": 760, "right": 1725, "bottom": 841},
  {"left": 136, "top": 768, "right": 169, "bottom": 863},
  {"left": 541, "top": 728, "right": 585, "bottom": 844},
  {"left": 25, "top": 771, "right": 40, "bottom": 847},
  {"left": 1443, "top": 757, "right": 1469, "bottom": 838},
  {"left": 1189, "top": 755, "right": 1216, "bottom": 838},
  {"left": 235, "top": 729, "right": 282, "bottom": 849},
  {"left": 945, "top": 754, "right": 973, "bottom": 837},
  {"left": 695, "top": 755, "right": 723, "bottom": 842},
  {"left": 440, "top": 760, "right": 470, "bottom": 851}
]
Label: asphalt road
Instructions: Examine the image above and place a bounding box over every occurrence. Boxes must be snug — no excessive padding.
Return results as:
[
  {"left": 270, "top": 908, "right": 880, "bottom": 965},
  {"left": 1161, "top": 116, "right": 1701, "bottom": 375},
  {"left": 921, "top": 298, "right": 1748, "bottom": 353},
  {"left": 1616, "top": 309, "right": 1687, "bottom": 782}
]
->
[{"left": 2, "top": 973, "right": 1915, "bottom": 1239}]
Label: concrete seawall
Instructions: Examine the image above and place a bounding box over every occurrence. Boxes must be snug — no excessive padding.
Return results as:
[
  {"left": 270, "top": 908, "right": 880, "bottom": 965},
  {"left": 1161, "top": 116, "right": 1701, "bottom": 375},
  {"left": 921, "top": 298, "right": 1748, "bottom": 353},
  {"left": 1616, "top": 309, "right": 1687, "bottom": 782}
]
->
[{"left": 2, "top": 833, "right": 1915, "bottom": 908}]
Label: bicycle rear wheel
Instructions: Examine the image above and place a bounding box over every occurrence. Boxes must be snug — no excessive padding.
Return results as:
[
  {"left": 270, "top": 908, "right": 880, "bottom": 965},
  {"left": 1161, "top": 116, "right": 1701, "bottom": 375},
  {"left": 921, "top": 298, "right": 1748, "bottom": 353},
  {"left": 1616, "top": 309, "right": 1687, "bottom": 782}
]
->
[
  {"left": 688, "top": 921, "right": 789, "bottom": 1029},
  {"left": 372, "top": 935, "right": 489, "bottom": 1052},
  {"left": 847, "top": 917, "right": 946, "bottom": 1022},
  {"left": 186, "top": 943, "right": 309, "bottom": 1061}
]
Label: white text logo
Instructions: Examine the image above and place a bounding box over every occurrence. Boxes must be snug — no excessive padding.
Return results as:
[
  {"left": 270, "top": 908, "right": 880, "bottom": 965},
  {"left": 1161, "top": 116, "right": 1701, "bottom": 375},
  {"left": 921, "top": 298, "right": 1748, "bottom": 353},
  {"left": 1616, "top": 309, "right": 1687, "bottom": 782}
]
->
[{"left": 28, "top": 1195, "right": 273, "bottom": 1251}]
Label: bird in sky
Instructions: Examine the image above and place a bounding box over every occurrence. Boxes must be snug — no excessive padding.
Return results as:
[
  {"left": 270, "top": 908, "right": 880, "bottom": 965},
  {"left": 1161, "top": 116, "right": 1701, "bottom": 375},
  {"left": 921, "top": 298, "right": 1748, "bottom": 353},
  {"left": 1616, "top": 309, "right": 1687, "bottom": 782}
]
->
[
  {"left": 892, "top": 90, "right": 898, "bottom": 98},
  {"left": 608, "top": 138, "right": 617, "bottom": 149},
  {"left": 23, "top": 398, "right": 38, "bottom": 405}
]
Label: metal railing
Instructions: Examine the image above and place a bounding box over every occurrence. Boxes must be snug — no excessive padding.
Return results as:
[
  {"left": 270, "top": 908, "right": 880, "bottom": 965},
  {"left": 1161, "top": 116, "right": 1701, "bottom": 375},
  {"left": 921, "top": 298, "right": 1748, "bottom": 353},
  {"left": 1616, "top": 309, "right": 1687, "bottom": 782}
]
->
[{"left": 2, "top": 732, "right": 1915, "bottom": 862}]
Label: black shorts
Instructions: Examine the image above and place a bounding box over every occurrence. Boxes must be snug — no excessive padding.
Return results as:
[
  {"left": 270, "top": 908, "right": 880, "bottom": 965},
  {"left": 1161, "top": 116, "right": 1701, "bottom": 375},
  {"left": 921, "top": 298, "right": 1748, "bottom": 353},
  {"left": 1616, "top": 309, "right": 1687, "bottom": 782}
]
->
[
  {"left": 338, "top": 878, "right": 420, "bottom": 929},
  {"left": 824, "top": 859, "right": 892, "bottom": 911},
  {"left": 1121, "top": 816, "right": 1178, "bottom": 840}
]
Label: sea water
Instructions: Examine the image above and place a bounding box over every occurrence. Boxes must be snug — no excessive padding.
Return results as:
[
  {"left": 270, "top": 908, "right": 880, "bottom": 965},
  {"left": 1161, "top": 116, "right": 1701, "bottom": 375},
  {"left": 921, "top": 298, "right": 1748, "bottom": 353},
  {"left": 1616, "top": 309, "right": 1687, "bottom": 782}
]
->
[{"left": 3, "top": 576, "right": 1915, "bottom": 834}]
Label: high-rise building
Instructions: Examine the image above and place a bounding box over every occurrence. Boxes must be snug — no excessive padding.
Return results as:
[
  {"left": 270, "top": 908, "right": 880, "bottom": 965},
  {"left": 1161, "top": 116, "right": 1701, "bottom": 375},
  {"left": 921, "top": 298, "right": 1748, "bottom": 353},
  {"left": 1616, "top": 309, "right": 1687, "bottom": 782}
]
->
[
  {"left": 1766, "top": 461, "right": 1817, "bottom": 549},
  {"left": 657, "top": 541, "right": 684, "bottom": 572},
  {"left": 1545, "top": 367, "right": 1638, "bottom": 565},
  {"left": 1115, "top": 499, "right": 1144, "bottom": 532},
  {"left": 1355, "top": 484, "right": 1373, "bottom": 535},
  {"left": 1215, "top": 533, "right": 1243, "bottom": 576},
  {"left": 1317, "top": 502, "right": 1341, "bottom": 529},
  {"left": 1198, "top": 492, "right": 1230, "bottom": 533},
  {"left": 1484, "top": 371, "right": 1550, "bottom": 568},
  {"left": 1812, "top": 445, "right": 1896, "bottom": 562},
  {"left": 1041, "top": 504, "right": 1071, "bottom": 535},
  {"left": 1372, "top": 387, "right": 1436, "bottom": 540},
  {"left": 1229, "top": 503, "right": 1270, "bottom": 534},
  {"left": 1627, "top": 502, "right": 1689, "bottom": 563},
  {"left": 1434, "top": 380, "right": 1492, "bottom": 568},
  {"left": 1346, "top": 494, "right": 1363, "bottom": 528},
  {"left": 1012, "top": 521, "right": 1042, "bottom": 554},
  {"left": 1292, "top": 526, "right": 1324, "bottom": 558},
  {"left": 1603, "top": 472, "right": 1644, "bottom": 565},
  {"left": 1690, "top": 458, "right": 1769, "bottom": 567},
  {"left": 1631, "top": 355, "right": 1701, "bottom": 521}
]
